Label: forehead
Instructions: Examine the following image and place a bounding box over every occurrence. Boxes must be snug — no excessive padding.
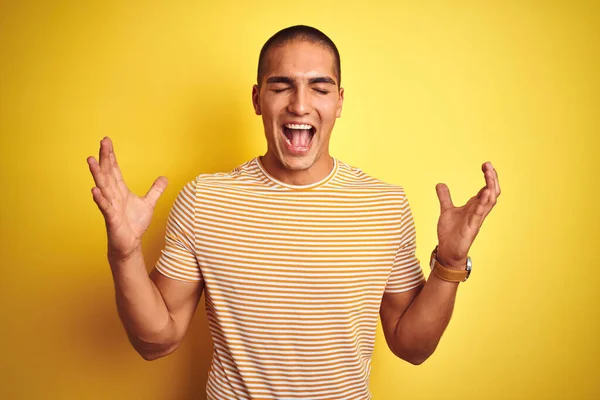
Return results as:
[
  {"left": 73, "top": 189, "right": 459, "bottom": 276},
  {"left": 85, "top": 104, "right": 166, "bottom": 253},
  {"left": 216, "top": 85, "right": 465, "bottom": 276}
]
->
[{"left": 263, "top": 40, "right": 337, "bottom": 83}]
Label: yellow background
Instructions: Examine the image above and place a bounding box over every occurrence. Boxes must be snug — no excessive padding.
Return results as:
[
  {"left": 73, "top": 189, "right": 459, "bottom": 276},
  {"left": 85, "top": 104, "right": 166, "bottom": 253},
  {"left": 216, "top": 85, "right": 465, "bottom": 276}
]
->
[{"left": 1, "top": 1, "right": 598, "bottom": 399}]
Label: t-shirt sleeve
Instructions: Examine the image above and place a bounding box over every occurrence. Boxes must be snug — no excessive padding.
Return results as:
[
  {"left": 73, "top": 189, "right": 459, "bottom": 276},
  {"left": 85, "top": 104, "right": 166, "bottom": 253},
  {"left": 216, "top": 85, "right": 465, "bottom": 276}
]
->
[
  {"left": 154, "top": 179, "right": 204, "bottom": 283},
  {"left": 384, "top": 192, "right": 426, "bottom": 293}
]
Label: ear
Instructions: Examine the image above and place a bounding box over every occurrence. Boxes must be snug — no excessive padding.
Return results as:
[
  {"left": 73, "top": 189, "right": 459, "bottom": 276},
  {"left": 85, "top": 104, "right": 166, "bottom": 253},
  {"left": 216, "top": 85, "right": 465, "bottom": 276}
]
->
[
  {"left": 336, "top": 87, "right": 344, "bottom": 118},
  {"left": 252, "top": 84, "right": 262, "bottom": 115}
]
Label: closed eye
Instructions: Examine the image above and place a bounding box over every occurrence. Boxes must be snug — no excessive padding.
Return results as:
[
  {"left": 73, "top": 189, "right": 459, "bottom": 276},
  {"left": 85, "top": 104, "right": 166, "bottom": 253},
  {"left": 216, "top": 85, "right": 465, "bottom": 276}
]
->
[
  {"left": 271, "top": 87, "right": 291, "bottom": 93},
  {"left": 314, "top": 88, "right": 329, "bottom": 94}
]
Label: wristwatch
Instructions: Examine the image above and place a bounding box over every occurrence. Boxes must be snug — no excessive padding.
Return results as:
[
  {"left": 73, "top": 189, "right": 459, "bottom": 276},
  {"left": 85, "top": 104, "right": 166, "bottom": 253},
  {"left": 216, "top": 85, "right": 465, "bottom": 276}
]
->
[{"left": 429, "top": 246, "right": 472, "bottom": 282}]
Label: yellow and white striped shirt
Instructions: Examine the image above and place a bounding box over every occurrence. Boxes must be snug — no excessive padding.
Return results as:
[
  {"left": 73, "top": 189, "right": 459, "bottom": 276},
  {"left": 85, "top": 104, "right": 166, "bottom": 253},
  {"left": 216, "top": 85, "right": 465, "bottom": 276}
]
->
[{"left": 155, "top": 156, "right": 425, "bottom": 400}]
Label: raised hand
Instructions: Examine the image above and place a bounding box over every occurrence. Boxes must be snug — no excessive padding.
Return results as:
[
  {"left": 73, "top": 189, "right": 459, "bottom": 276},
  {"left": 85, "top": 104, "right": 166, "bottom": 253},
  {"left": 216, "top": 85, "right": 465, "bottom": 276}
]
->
[
  {"left": 434, "top": 162, "right": 501, "bottom": 268},
  {"left": 87, "top": 137, "right": 168, "bottom": 260}
]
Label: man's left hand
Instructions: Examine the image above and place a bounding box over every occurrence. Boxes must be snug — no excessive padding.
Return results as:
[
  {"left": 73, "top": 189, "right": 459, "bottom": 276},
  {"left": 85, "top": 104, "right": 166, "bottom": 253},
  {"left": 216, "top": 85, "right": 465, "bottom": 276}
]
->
[{"left": 434, "top": 162, "right": 501, "bottom": 269}]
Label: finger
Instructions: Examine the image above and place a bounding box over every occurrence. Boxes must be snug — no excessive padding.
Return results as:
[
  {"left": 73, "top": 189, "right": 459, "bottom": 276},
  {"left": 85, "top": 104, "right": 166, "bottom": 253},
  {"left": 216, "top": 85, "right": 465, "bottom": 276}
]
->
[
  {"left": 87, "top": 156, "right": 115, "bottom": 200},
  {"left": 476, "top": 185, "right": 486, "bottom": 199},
  {"left": 87, "top": 156, "right": 105, "bottom": 189},
  {"left": 484, "top": 167, "right": 496, "bottom": 203},
  {"left": 435, "top": 183, "right": 454, "bottom": 212},
  {"left": 468, "top": 208, "right": 486, "bottom": 231},
  {"left": 469, "top": 189, "right": 492, "bottom": 228},
  {"left": 483, "top": 168, "right": 498, "bottom": 206},
  {"left": 481, "top": 161, "right": 491, "bottom": 174},
  {"left": 144, "top": 176, "right": 169, "bottom": 208},
  {"left": 492, "top": 164, "right": 501, "bottom": 197},
  {"left": 482, "top": 161, "right": 500, "bottom": 197},
  {"left": 91, "top": 187, "right": 117, "bottom": 221},
  {"left": 107, "top": 137, "right": 125, "bottom": 184},
  {"left": 484, "top": 165, "right": 495, "bottom": 192},
  {"left": 483, "top": 164, "right": 499, "bottom": 206},
  {"left": 99, "top": 137, "right": 112, "bottom": 172},
  {"left": 489, "top": 183, "right": 498, "bottom": 206},
  {"left": 477, "top": 188, "right": 496, "bottom": 215}
]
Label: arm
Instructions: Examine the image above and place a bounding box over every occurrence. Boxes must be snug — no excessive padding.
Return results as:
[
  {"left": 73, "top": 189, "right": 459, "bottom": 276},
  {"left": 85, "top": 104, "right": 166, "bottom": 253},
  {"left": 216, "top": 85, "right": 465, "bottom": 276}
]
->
[
  {"left": 109, "top": 249, "right": 203, "bottom": 361},
  {"left": 380, "top": 161, "right": 501, "bottom": 365},
  {"left": 88, "top": 137, "right": 203, "bottom": 361},
  {"left": 379, "top": 271, "right": 459, "bottom": 365}
]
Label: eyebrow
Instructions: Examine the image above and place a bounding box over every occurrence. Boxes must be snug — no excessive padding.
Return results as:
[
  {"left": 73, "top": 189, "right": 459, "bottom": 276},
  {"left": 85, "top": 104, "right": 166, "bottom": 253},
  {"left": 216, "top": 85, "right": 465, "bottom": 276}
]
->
[
  {"left": 266, "top": 76, "right": 337, "bottom": 86},
  {"left": 308, "top": 76, "right": 337, "bottom": 85}
]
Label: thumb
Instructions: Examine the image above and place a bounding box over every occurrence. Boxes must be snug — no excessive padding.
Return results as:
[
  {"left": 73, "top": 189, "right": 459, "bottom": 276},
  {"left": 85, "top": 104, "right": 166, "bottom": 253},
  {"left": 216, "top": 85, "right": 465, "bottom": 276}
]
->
[
  {"left": 436, "top": 183, "right": 454, "bottom": 212},
  {"left": 144, "top": 176, "right": 168, "bottom": 208}
]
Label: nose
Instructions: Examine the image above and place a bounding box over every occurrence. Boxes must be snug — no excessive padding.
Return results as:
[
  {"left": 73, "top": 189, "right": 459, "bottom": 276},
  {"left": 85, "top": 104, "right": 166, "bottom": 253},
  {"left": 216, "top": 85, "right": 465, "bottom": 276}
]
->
[{"left": 287, "top": 86, "right": 311, "bottom": 116}]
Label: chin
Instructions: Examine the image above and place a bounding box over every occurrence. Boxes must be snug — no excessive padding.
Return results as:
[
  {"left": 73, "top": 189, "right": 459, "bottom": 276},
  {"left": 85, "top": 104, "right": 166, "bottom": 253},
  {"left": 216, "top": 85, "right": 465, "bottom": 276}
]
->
[{"left": 278, "top": 153, "right": 316, "bottom": 171}]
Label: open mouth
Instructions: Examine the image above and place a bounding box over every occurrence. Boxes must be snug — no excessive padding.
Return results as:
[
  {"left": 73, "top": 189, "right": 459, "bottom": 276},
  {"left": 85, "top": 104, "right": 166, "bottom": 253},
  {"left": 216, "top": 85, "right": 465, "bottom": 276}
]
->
[{"left": 282, "top": 123, "right": 316, "bottom": 150}]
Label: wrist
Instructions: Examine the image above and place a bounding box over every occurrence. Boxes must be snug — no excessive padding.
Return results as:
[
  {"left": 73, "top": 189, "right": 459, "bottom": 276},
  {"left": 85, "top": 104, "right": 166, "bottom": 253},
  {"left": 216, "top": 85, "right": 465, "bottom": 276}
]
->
[
  {"left": 434, "top": 246, "right": 468, "bottom": 270},
  {"left": 431, "top": 245, "right": 472, "bottom": 282},
  {"left": 436, "top": 254, "right": 468, "bottom": 270},
  {"left": 108, "top": 245, "right": 143, "bottom": 265}
]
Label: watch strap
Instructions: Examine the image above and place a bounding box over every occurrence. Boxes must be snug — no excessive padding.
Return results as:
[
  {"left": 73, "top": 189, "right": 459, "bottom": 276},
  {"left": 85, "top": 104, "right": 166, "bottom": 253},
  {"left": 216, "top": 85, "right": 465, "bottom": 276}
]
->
[{"left": 430, "top": 247, "right": 469, "bottom": 283}]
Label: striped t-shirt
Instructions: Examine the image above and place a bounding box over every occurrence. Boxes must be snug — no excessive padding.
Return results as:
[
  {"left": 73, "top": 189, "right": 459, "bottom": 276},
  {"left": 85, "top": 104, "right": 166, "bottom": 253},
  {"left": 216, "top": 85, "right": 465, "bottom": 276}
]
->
[{"left": 155, "top": 156, "right": 426, "bottom": 400}]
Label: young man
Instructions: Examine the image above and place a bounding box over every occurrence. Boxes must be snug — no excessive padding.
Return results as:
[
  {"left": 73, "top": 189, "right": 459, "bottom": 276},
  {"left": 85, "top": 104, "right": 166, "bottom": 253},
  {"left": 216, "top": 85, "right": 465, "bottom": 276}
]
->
[{"left": 87, "top": 25, "right": 500, "bottom": 400}]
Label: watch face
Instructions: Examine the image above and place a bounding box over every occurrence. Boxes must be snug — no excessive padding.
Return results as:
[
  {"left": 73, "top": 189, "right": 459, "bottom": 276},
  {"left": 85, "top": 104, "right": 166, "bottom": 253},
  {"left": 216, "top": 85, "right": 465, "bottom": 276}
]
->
[
  {"left": 429, "top": 250, "right": 437, "bottom": 270},
  {"left": 466, "top": 256, "right": 472, "bottom": 279}
]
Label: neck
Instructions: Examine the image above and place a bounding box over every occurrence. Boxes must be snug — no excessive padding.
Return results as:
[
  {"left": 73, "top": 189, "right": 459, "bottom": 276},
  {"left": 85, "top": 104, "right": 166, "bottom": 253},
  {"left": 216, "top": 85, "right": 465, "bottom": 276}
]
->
[{"left": 260, "top": 153, "right": 335, "bottom": 186}]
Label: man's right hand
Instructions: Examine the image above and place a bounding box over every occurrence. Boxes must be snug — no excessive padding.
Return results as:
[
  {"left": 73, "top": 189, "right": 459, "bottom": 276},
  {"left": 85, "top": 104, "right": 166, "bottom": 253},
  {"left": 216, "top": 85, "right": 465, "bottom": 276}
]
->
[{"left": 87, "top": 137, "right": 168, "bottom": 261}]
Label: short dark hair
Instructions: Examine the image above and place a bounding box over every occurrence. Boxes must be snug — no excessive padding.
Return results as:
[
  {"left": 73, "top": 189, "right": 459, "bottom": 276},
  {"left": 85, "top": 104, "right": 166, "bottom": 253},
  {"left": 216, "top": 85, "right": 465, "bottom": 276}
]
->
[{"left": 257, "top": 25, "right": 341, "bottom": 88}]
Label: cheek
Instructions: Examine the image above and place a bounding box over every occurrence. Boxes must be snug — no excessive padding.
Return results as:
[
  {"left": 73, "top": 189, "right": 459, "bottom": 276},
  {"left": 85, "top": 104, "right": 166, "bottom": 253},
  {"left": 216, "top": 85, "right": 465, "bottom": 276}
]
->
[
  {"left": 318, "top": 102, "right": 339, "bottom": 124},
  {"left": 263, "top": 95, "right": 285, "bottom": 112},
  {"left": 261, "top": 109, "right": 279, "bottom": 129}
]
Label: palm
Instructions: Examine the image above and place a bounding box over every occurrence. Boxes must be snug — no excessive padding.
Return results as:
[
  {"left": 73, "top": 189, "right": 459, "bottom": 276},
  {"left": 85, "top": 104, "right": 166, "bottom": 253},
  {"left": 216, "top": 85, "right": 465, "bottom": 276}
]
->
[
  {"left": 106, "top": 184, "right": 155, "bottom": 255},
  {"left": 434, "top": 162, "right": 500, "bottom": 266},
  {"left": 87, "top": 137, "right": 168, "bottom": 259},
  {"left": 437, "top": 196, "right": 483, "bottom": 262}
]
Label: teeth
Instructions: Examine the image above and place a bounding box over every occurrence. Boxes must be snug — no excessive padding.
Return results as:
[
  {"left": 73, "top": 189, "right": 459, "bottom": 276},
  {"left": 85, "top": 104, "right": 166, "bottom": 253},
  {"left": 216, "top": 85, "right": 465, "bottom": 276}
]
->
[{"left": 284, "top": 123, "right": 313, "bottom": 130}]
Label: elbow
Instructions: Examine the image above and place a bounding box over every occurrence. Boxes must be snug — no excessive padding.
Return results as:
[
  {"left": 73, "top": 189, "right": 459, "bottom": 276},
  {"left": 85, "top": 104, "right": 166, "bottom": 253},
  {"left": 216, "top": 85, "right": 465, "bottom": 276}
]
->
[
  {"left": 137, "top": 344, "right": 178, "bottom": 361},
  {"left": 139, "top": 349, "right": 165, "bottom": 361},
  {"left": 132, "top": 337, "right": 180, "bottom": 361},
  {"left": 392, "top": 344, "right": 434, "bottom": 366},
  {"left": 139, "top": 352, "right": 159, "bottom": 361},
  {"left": 392, "top": 335, "right": 439, "bottom": 366},
  {"left": 403, "top": 353, "right": 430, "bottom": 366}
]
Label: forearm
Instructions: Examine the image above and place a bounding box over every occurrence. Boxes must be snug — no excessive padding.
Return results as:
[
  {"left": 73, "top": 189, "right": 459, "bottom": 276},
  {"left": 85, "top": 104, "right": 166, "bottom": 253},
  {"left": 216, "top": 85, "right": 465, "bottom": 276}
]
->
[
  {"left": 109, "top": 248, "right": 177, "bottom": 359},
  {"left": 392, "top": 272, "right": 460, "bottom": 365}
]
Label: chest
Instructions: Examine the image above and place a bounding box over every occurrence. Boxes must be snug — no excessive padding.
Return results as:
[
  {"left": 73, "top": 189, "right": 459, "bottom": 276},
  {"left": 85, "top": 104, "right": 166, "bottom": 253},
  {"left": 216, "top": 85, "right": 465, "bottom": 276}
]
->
[{"left": 195, "top": 189, "right": 403, "bottom": 294}]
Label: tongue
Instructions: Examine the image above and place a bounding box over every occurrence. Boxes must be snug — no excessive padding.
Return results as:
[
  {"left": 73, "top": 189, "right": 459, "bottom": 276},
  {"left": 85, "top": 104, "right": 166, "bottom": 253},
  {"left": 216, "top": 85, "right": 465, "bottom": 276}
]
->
[{"left": 291, "top": 129, "right": 311, "bottom": 147}]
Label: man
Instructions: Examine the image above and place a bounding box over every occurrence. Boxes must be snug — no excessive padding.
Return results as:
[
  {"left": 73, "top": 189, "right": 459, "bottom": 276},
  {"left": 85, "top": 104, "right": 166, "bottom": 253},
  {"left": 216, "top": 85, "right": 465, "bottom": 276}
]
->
[{"left": 87, "top": 25, "right": 500, "bottom": 400}]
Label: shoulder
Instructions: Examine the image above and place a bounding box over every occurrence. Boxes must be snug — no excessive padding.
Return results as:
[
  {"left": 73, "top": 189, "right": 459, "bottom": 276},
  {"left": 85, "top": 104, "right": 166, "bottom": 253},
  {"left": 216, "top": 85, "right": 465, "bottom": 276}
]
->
[
  {"left": 334, "top": 159, "right": 408, "bottom": 200},
  {"left": 183, "top": 158, "right": 263, "bottom": 195},
  {"left": 168, "top": 158, "right": 260, "bottom": 217}
]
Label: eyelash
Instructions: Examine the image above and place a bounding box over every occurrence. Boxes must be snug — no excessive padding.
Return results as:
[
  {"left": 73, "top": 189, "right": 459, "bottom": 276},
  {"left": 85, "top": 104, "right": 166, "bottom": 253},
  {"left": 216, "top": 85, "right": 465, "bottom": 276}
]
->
[{"left": 272, "top": 88, "right": 329, "bottom": 94}]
